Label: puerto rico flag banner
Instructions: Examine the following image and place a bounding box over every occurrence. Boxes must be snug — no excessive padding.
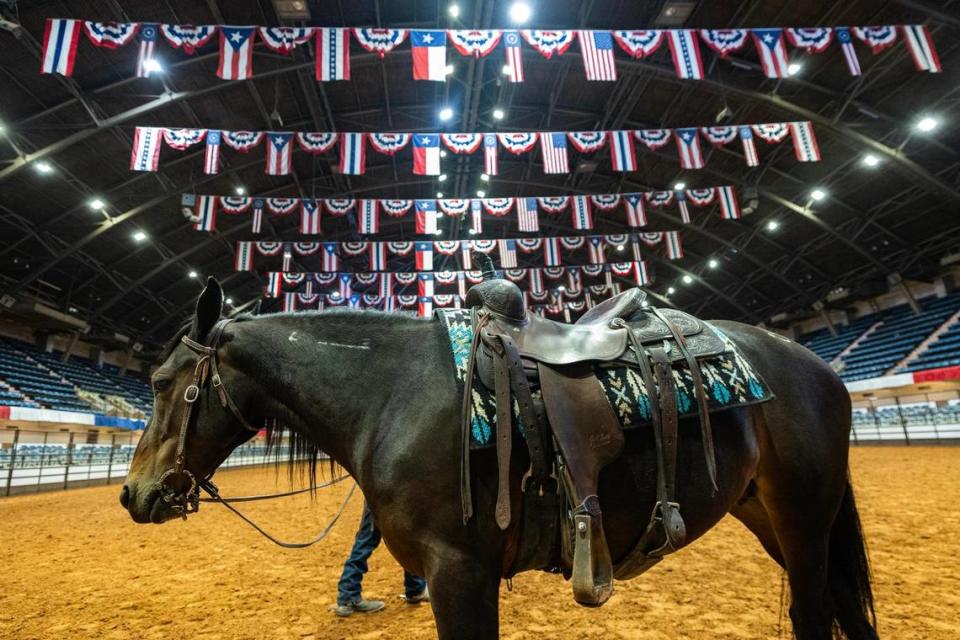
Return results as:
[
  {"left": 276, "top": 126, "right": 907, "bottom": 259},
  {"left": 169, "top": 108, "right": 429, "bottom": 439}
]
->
[
  {"left": 788, "top": 121, "right": 821, "bottom": 162},
  {"left": 299, "top": 200, "right": 321, "bottom": 235},
  {"left": 316, "top": 28, "right": 350, "bottom": 81},
  {"left": 588, "top": 237, "right": 606, "bottom": 264},
  {"left": 902, "top": 25, "right": 941, "bottom": 73},
  {"left": 470, "top": 199, "right": 483, "bottom": 234},
  {"left": 666, "top": 231, "right": 684, "bottom": 260},
  {"left": 413, "top": 134, "right": 442, "bottom": 175},
  {"left": 834, "top": 27, "right": 861, "bottom": 76},
  {"left": 667, "top": 29, "right": 705, "bottom": 80},
  {"left": 411, "top": 30, "right": 447, "bottom": 81},
  {"left": 498, "top": 239, "right": 518, "bottom": 268},
  {"left": 218, "top": 27, "right": 256, "bottom": 80},
  {"left": 130, "top": 126, "right": 163, "bottom": 171},
  {"left": 265, "top": 132, "right": 294, "bottom": 175},
  {"left": 624, "top": 193, "right": 647, "bottom": 227},
  {"left": 483, "top": 134, "right": 499, "bottom": 175},
  {"left": 252, "top": 198, "right": 264, "bottom": 233},
  {"left": 739, "top": 126, "right": 759, "bottom": 166},
  {"left": 136, "top": 23, "right": 160, "bottom": 78},
  {"left": 751, "top": 29, "right": 790, "bottom": 78},
  {"left": 674, "top": 128, "right": 704, "bottom": 169},
  {"left": 42, "top": 19, "right": 83, "bottom": 76},
  {"left": 578, "top": 30, "right": 617, "bottom": 81},
  {"left": 235, "top": 241, "right": 254, "bottom": 271},
  {"left": 415, "top": 200, "right": 439, "bottom": 234},
  {"left": 359, "top": 199, "right": 379, "bottom": 234},
  {"left": 415, "top": 242, "right": 434, "bottom": 270},
  {"left": 339, "top": 275, "right": 352, "bottom": 299},
  {"left": 503, "top": 30, "right": 524, "bottom": 82},
  {"left": 541, "top": 132, "right": 570, "bottom": 174},
  {"left": 609, "top": 130, "right": 637, "bottom": 172},
  {"left": 571, "top": 195, "right": 593, "bottom": 230},
  {"left": 517, "top": 197, "right": 539, "bottom": 233},
  {"left": 339, "top": 132, "right": 366, "bottom": 175},
  {"left": 370, "top": 242, "right": 388, "bottom": 271},
  {"left": 193, "top": 195, "right": 217, "bottom": 231},
  {"left": 322, "top": 243, "right": 339, "bottom": 271},
  {"left": 544, "top": 237, "right": 561, "bottom": 267},
  {"left": 717, "top": 186, "right": 741, "bottom": 220},
  {"left": 203, "top": 130, "right": 221, "bottom": 174}
]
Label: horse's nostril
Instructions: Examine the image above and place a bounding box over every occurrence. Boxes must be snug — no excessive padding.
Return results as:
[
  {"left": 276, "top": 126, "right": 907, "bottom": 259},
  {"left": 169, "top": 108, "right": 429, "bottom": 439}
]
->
[{"left": 119, "top": 485, "right": 130, "bottom": 508}]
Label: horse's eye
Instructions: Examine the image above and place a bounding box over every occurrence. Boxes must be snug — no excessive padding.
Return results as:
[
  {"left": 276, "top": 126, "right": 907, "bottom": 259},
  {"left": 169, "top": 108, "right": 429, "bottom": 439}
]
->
[{"left": 153, "top": 379, "right": 172, "bottom": 393}]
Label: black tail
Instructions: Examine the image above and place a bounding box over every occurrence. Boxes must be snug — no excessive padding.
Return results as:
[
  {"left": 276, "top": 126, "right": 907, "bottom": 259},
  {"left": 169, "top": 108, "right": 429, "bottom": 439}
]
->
[{"left": 828, "top": 479, "right": 878, "bottom": 639}]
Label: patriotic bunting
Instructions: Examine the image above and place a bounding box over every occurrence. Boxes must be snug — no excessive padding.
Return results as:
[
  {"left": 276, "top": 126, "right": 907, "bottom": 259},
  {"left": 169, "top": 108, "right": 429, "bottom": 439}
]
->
[
  {"left": 612, "top": 30, "right": 664, "bottom": 58},
  {"left": 297, "top": 132, "right": 338, "bottom": 154},
  {"left": 440, "top": 133, "right": 483, "bottom": 154},
  {"left": 521, "top": 30, "right": 575, "bottom": 58},
  {"left": 259, "top": 27, "right": 313, "bottom": 54},
  {"left": 448, "top": 30, "right": 501, "bottom": 57},
  {"left": 84, "top": 22, "right": 139, "bottom": 48},
  {"left": 235, "top": 241, "right": 254, "bottom": 271},
  {"left": 267, "top": 198, "right": 299, "bottom": 216},
  {"left": 786, "top": 28, "right": 833, "bottom": 53},
  {"left": 220, "top": 196, "right": 251, "bottom": 213},
  {"left": 852, "top": 26, "right": 897, "bottom": 54},
  {"left": 497, "top": 132, "right": 539, "bottom": 154},
  {"left": 701, "top": 126, "right": 738, "bottom": 147},
  {"left": 160, "top": 24, "right": 217, "bottom": 53},
  {"left": 353, "top": 28, "right": 407, "bottom": 58},
  {"left": 223, "top": 130, "right": 264, "bottom": 152},
  {"left": 482, "top": 198, "right": 515, "bottom": 216},
  {"left": 162, "top": 128, "right": 206, "bottom": 150},
  {"left": 382, "top": 200, "right": 413, "bottom": 217},
  {"left": 699, "top": 29, "right": 748, "bottom": 57},
  {"left": 538, "top": 196, "right": 570, "bottom": 213},
  {"left": 437, "top": 199, "right": 471, "bottom": 216},
  {"left": 368, "top": 133, "right": 412, "bottom": 155},
  {"left": 568, "top": 131, "right": 607, "bottom": 153},
  {"left": 324, "top": 198, "right": 355, "bottom": 216}
]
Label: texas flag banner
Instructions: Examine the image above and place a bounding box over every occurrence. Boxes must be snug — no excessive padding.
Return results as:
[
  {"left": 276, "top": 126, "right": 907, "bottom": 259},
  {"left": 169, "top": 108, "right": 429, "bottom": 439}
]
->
[
  {"left": 415, "top": 199, "right": 439, "bottom": 234},
  {"left": 130, "top": 126, "right": 163, "bottom": 171},
  {"left": 609, "top": 130, "right": 637, "bottom": 172},
  {"left": 498, "top": 239, "right": 518, "bottom": 268},
  {"left": 203, "top": 130, "right": 221, "bottom": 174},
  {"left": 667, "top": 29, "right": 705, "bottom": 79},
  {"left": 483, "top": 133, "right": 499, "bottom": 175},
  {"left": 418, "top": 297, "right": 433, "bottom": 318},
  {"left": 299, "top": 200, "right": 321, "bottom": 235},
  {"left": 413, "top": 134, "right": 442, "bottom": 175},
  {"left": 624, "top": 193, "right": 647, "bottom": 227},
  {"left": 193, "top": 195, "right": 217, "bottom": 231},
  {"left": 265, "top": 132, "right": 294, "bottom": 175},
  {"left": 578, "top": 30, "right": 617, "bottom": 81},
  {"left": 788, "top": 121, "right": 821, "bottom": 162},
  {"left": 415, "top": 242, "right": 434, "bottom": 270},
  {"left": 321, "top": 243, "right": 339, "bottom": 271},
  {"left": 136, "top": 23, "right": 159, "bottom": 78},
  {"left": 235, "top": 241, "right": 254, "bottom": 271},
  {"left": 339, "top": 132, "right": 366, "bottom": 175},
  {"left": 751, "top": 29, "right": 790, "bottom": 78},
  {"left": 902, "top": 25, "right": 941, "bottom": 73},
  {"left": 411, "top": 30, "right": 447, "bottom": 81},
  {"left": 218, "top": 27, "right": 256, "bottom": 80},
  {"left": 674, "top": 128, "right": 704, "bottom": 169},
  {"left": 541, "top": 132, "right": 570, "bottom": 174},
  {"left": 317, "top": 28, "right": 350, "bottom": 81},
  {"left": 418, "top": 273, "right": 435, "bottom": 297},
  {"left": 739, "top": 125, "right": 759, "bottom": 166},
  {"left": 359, "top": 199, "right": 379, "bottom": 234},
  {"left": 41, "top": 19, "right": 83, "bottom": 76},
  {"left": 517, "top": 197, "right": 539, "bottom": 233},
  {"left": 571, "top": 195, "right": 593, "bottom": 230},
  {"left": 503, "top": 30, "right": 524, "bottom": 82}
]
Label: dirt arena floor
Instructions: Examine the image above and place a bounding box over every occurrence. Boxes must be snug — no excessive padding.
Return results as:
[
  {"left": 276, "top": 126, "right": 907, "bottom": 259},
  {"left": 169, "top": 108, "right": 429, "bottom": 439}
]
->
[{"left": 1, "top": 446, "right": 958, "bottom": 639}]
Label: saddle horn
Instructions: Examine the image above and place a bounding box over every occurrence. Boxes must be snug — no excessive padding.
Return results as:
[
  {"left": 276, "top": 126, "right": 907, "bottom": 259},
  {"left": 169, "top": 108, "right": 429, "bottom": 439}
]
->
[{"left": 473, "top": 251, "right": 498, "bottom": 281}]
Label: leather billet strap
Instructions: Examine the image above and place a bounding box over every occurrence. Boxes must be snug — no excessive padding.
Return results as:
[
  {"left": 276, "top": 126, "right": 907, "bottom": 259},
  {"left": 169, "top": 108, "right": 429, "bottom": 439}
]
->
[
  {"left": 493, "top": 335, "right": 513, "bottom": 530},
  {"left": 460, "top": 310, "right": 490, "bottom": 523}
]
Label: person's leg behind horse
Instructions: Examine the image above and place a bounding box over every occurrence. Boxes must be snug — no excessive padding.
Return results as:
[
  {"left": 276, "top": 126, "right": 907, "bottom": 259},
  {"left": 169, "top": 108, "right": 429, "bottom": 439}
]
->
[{"left": 335, "top": 501, "right": 386, "bottom": 615}]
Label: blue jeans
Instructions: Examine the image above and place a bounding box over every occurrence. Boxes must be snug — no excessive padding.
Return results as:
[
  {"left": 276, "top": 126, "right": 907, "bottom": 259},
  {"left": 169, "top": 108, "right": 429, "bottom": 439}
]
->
[{"left": 337, "top": 501, "right": 426, "bottom": 606}]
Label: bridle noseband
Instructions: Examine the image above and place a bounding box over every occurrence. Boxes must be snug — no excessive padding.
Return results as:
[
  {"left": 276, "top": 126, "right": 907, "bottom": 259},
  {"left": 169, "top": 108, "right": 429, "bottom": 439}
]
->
[{"left": 157, "top": 318, "right": 260, "bottom": 518}]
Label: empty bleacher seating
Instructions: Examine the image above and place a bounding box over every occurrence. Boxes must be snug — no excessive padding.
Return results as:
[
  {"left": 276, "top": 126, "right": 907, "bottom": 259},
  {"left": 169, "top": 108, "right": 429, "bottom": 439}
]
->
[
  {"left": 899, "top": 317, "right": 960, "bottom": 373},
  {"left": 800, "top": 313, "right": 879, "bottom": 363}
]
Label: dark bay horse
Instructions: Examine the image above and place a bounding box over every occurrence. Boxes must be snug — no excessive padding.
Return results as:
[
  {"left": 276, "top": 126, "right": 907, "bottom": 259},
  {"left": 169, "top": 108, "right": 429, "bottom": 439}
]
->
[{"left": 120, "top": 279, "right": 878, "bottom": 639}]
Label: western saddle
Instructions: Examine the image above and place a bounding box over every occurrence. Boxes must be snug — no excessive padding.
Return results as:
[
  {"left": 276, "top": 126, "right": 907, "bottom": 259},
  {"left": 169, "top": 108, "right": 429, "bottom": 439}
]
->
[{"left": 460, "top": 264, "right": 723, "bottom": 607}]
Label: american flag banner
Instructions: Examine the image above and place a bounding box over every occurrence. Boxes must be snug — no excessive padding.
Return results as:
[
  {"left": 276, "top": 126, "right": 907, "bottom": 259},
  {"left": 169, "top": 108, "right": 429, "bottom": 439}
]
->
[
  {"left": 379, "top": 273, "right": 394, "bottom": 298},
  {"left": 316, "top": 28, "right": 350, "bottom": 81},
  {"left": 418, "top": 273, "right": 435, "bottom": 297},
  {"left": 498, "top": 239, "right": 518, "bottom": 268},
  {"left": 370, "top": 242, "right": 388, "bottom": 271},
  {"left": 902, "top": 25, "right": 941, "bottom": 73},
  {"left": 529, "top": 269, "right": 545, "bottom": 295},
  {"left": 413, "top": 134, "right": 442, "bottom": 175},
  {"left": 588, "top": 237, "right": 606, "bottom": 264},
  {"left": 252, "top": 198, "right": 264, "bottom": 233},
  {"left": 415, "top": 242, "right": 434, "bottom": 270},
  {"left": 339, "top": 132, "right": 366, "bottom": 175},
  {"left": 359, "top": 199, "right": 379, "bottom": 234},
  {"left": 130, "top": 126, "right": 163, "bottom": 171},
  {"left": 739, "top": 126, "right": 759, "bottom": 166},
  {"left": 751, "top": 29, "right": 790, "bottom": 78},
  {"left": 788, "top": 121, "right": 821, "bottom": 162},
  {"left": 666, "top": 231, "right": 684, "bottom": 260},
  {"left": 299, "top": 200, "right": 321, "bottom": 235},
  {"left": 544, "top": 237, "right": 561, "bottom": 267},
  {"left": 136, "top": 23, "right": 159, "bottom": 78},
  {"left": 483, "top": 134, "right": 499, "bottom": 175},
  {"left": 321, "top": 243, "right": 339, "bottom": 271},
  {"left": 265, "top": 132, "right": 294, "bottom": 175},
  {"left": 578, "top": 30, "right": 617, "bottom": 81},
  {"left": 634, "top": 260, "right": 650, "bottom": 286},
  {"left": 235, "top": 241, "right": 254, "bottom": 271},
  {"left": 834, "top": 27, "right": 861, "bottom": 76},
  {"left": 667, "top": 29, "right": 705, "bottom": 79},
  {"left": 217, "top": 27, "right": 256, "bottom": 80},
  {"left": 609, "top": 130, "right": 637, "bottom": 172},
  {"left": 674, "top": 128, "right": 704, "bottom": 169},
  {"left": 571, "top": 195, "right": 593, "bottom": 230},
  {"left": 418, "top": 297, "right": 433, "bottom": 318},
  {"left": 203, "top": 130, "right": 221, "bottom": 174},
  {"left": 517, "top": 197, "right": 539, "bottom": 233},
  {"left": 717, "top": 186, "right": 741, "bottom": 220},
  {"left": 470, "top": 199, "right": 483, "bottom": 234},
  {"left": 41, "top": 19, "right": 83, "bottom": 76},
  {"left": 415, "top": 200, "right": 439, "bottom": 234},
  {"left": 410, "top": 30, "right": 447, "bottom": 81},
  {"left": 676, "top": 190, "right": 691, "bottom": 223},
  {"left": 540, "top": 132, "right": 570, "bottom": 174},
  {"left": 266, "top": 272, "right": 282, "bottom": 298},
  {"left": 503, "top": 30, "right": 524, "bottom": 82},
  {"left": 624, "top": 193, "right": 647, "bottom": 227}
]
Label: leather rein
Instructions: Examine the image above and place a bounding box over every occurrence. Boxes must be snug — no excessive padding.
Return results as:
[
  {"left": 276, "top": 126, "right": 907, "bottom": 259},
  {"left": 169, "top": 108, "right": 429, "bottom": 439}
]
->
[{"left": 155, "top": 317, "right": 356, "bottom": 548}]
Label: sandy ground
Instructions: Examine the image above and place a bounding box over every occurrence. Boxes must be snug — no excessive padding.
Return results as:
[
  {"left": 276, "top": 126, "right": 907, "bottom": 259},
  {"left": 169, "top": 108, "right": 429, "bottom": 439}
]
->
[{"left": 1, "top": 446, "right": 958, "bottom": 639}]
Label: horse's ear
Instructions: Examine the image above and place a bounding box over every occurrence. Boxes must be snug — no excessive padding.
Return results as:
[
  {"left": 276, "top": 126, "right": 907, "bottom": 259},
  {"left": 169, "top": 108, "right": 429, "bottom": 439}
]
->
[{"left": 193, "top": 277, "right": 223, "bottom": 340}]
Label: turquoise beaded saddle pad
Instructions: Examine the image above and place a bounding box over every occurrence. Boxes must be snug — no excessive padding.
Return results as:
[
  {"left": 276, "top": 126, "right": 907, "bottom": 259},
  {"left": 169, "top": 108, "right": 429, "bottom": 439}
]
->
[{"left": 437, "top": 309, "right": 774, "bottom": 450}]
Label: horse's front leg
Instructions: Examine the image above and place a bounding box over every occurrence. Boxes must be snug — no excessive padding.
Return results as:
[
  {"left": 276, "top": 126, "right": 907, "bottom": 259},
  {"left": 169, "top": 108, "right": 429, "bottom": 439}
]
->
[{"left": 426, "top": 547, "right": 501, "bottom": 640}]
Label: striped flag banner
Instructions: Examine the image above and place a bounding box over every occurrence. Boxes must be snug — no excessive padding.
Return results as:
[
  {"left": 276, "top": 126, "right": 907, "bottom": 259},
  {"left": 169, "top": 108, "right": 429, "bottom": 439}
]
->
[
  {"left": 339, "top": 132, "right": 366, "bottom": 175},
  {"left": 136, "top": 23, "right": 159, "bottom": 78},
  {"left": 204, "top": 130, "right": 221, "bottom": 174},
  {"left": 266, "top": 272, "right": 282, "bottom": 298},
  {"left": 369, "top": 242, "right": 387, "bottom": 271},
  {"left": 544, "top": 237, "right": 561, "bottom": 266},
  {"left": 902, "top": 25, "right": 941, "bottom": 73},
  {"left": 529, "top": 269, "right": 545, "bottom": 294},
  {"left": 130, "top": 126, "right": 163, "bottom": 171},
  {"left": 674, "top": 128, "right": 704, "bottom": 169},
  {"left": 517, "top": 197, "right": 539, "bottom": 232},
  {"left": 788, "top": 121, "right": 821, "bottom": 162},
  {"left": 217, "top": 27, "right": 256, "bottom": 80},
  {"left": 252, "top": 199, "right": 264, "bottom": 233},
  {"left": 587, "top": 237, "right": 606, "bottom": 264},
  {"left": 634, "top": 260, "right": 650, "bottom": 286},
  {"left": 739, "top": 126, "right": 759, "bottom": 166},
  {"left": 266, "top": 132, "right": 294, "bottom": 175},
  {"left": 41, "top": 19, "right": 83, "bottom": 76},
  {"left": 322, "top": 243, "right": 339, "bottom": 271},
  {"left": 470, "top": 199, "right": 483, "bottom": 234},
  {"left": 667, "top": 29, "right": 704, "bottom": 79},
  {"left": 834, "top": 27, "right": 861, "bottom": 76},
  {"left": 571, "top": 195, "right": 593, "bottom": 230},
  {"left": 316, "top": 28, "right": 350, "bottom": 81},
  {"left": 359, "top": 199, "right": 379, "bottom": 234},
  {"left": 299, "top": 200, "right": 321, "bottom": 234},
  {"left": 282, "top": 250, "right": 293, "bottom": 272},
  {"left": 624, "top": 193, "right": 647, "bottom": 227},
  {"left": 379, "top": 273, "right": 394, "bottom": 298},
  {"left": 751, "top": 29, "right": 790, "bottom": 78},
  {"left": 193, "top": 195, "right": 217, "bottom": 231},
  {"left": 483, "top": 133, "right": 499, "bottom": 175},
  {"left": 578, "top": 30, "right": 617, "bottom": 81},
  {"left": 665, "top": 231, "right": 684, "bottom": 260},
  {"left": 235, "top": 241, "right": 254, "bottom": 271},
  {"left": 676, "top": 191, "right": 691, "bottom": 223},
  {"left": 609, "top": 130, "right": 637, "bottom": 172},
  {"left": 540, "top": 132, "right": 570, "bottom": 174},
  {"left": 283, "top": 292, "right": 297, "bottom": 312},
  {"left": 503, "top": 30, "right": 524, "bottom": 82},
  {"left": 717, "top": 186, "right": 741, "bottom": 220}
]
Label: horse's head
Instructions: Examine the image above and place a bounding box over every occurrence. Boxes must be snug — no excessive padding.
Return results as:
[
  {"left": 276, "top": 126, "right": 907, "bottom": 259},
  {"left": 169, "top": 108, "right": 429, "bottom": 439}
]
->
[{"left": 121, "top": 278, "right": 261, "bottom": 523}]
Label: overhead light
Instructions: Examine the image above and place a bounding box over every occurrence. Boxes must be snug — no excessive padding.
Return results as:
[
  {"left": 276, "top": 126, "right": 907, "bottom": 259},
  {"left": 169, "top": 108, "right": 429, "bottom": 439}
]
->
[
  {"left": 915, "top": 116, "right": 939, "bottom": 132},
  {"left": 235, "top": 186, "right": 246, "bottom": 195},
  {"left": 87, "top": 198, "right": 105, "bottom": 210},
  {"left": 273, "top": 0, "right": 311, "bottom": 20},
  {"left": 509, "top": 1, "right": 532, "bottom": 24},
  {"left": 557, "top": 285, "right": 566, "bottom": 292},
  {"left": 0, "top": 121, "right": 6, "bottom": 134},
  {"left": 682, "top": 274, "right": 693, "bottom": 284},
  {"left": 132, "top": 230, "right": 147, "bottom": 242},
  {"left": 862, "top": 153, "right": 881, "bottom": 168},
  {"left": 673, "top": 181, "right": 686, "bottom": 190},
  {"left": 468, "top": 228, "right": 478, "bottom": 235},
  {"left": 667, "top": 286, "right": 676, "bottom": 295},
  {"left": 34, "top": 161, "right": 54, "bottom": 174},
  {"left": 480, "top": 173, "right": 490, "bottom": 182},
  {"left": 188, "top": 270, "right": 198, "bottom": 279},
  {"left": 436, "top": 192, "right": 444, "bottom": 198},
  {"left": 448, "top": 3, "right": 460, "bottom": 18},
  {"left": 476, "top": 190, "right": 486, "bottom": 198},
  {"left": 225, "top": 297, "right": 233, "bottom": 305},
  {"left": 445, "top": 64, "right": 455, "bottom": 75},
  {"left": 616, "top": 245, "right": 624, "bottom": 251},
  {"left": 492, "top": 108, "right": 505, "bottom": 120},
  {"left": 439, "top": 107, "right": 454, "bottom": 121},
  {"left": 810, "top": 188, "right": 827, "bottom": 201},
  {"left": 142, "top": 58, "right": 163, "bottom": 74},
  {"left": 708, "top": 258, "right": 719, "bottom": 269},
  {"left": 501, "top": 65, "right": 512, "bottom": 75},
  {"left": 440, "top": 150, "right": 448, "bottom": 158},
  {"left": 438, "top": 174, "right": 448, "bottom": 182},
  {"left": 766, "top": 220, "right": 779, "bottom": 232},
  {"left": 787, "top": 62, "right": 803, "bottom": 76}
]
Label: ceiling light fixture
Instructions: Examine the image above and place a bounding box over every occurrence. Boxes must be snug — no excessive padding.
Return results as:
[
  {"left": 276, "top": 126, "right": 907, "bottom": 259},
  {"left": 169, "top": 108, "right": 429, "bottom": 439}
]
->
[
  {"left": 509, "top": 1, "right": 532, "bottom": 24},
  {"left": 188, "top": 270, "right": 198, "bottom": 278},
  {"left": 501, "top": 64, "right": 512, "bottom": 75},
  {"left": 766, "top": 220, "right": 780, "bottom": 232},
  {"left": 787, "top": 62, "right": 802, "bottom": 76},
  {"left": 439, "top": 107, "right": 454, "bottom": 121},
  {"left": 448, "top": 3, "right": 460, "bottom": 18},
  {"left": 915, "top": 116, "right": 939, "bottom": 132},
  {"left": 862, "top": 153, "right": 880, "bottom": 168},
  {"left": 810, "top": 188, "right": 827, "bottom": 201},
  {"left": 88, "top": 198, "right": 105, "bottom": 210},
  {"left": 445, "top": 64, "right": 455, "bottom": 75},
  {"left": 682, "top": 274, "right": 693, "bottom": 284},
  {"left": 235, "top": 186, "right": 246, "bottom": 195},
  {"left": 673, "top": 181, "right": 686, "bottom": 190},
  {"left": 132, "top": 230, "right": 147, "bottom": 242},
  {"left": 492, "top": 108, "right": 505, "bottom": 120},
  {"left": 476, "top": 190, "right": 486, "bottom": 198},
  {"left": 142, "top": 58, "right": 164, "bottom": 74},
  {"left": 436, "top": 192, "right": 444, "bottom": 198},
  {"left": 34, "top": 161, "right": 54, "bottom": 174},
  {"left": 708, "top": 258, "right": 719, "bottom": 269},
  {"left": 438, "top": 174, "right": 448, "bottom": 182},
  {"left": 480, "top": 173, "right": 490, "bottom": 182},
  {"left": 667, "top": 286, "right": 676, "bottom": 295}
]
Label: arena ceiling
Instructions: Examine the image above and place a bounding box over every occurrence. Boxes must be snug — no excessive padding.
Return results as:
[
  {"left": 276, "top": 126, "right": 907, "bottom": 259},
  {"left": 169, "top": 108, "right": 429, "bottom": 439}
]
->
[{"left": 1, "top": 0, "right": 959, "bottom": 352}]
